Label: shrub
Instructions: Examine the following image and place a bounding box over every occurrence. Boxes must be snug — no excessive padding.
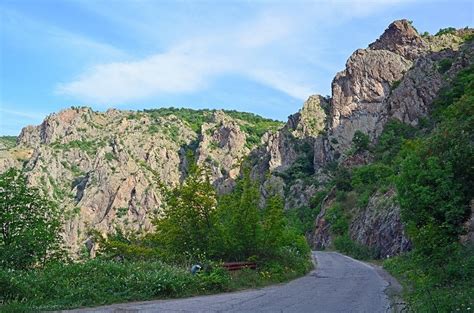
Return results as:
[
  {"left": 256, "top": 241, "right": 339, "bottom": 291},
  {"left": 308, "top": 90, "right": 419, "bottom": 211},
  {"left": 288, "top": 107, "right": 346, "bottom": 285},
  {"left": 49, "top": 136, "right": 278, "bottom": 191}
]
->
[
  {"left": 390, "top": 79, "right": 401, "bottom": 91},
  {"left": 437, "top": 58, "right": 453, "bottom": 74},
  {"left": 0, "top": 260, "right": 198, "bottom": 310},
  {"left": 333, "top": 235, "right": 376, "bottom": 260},
  {"left": 351, "top": 163, "right": 393, "bottom": 193},
  {"left": 435, "top": 27, "right": 456, "bottom": 36},
  {"left": 374, "top": 120, "right": 416, "bottom": 164},
  {"left": 325, "top": 204, "right": 348, "bottom": 236},
  {"left": 352, "top": 130, "right": 370, "bottom": 152},
  {"left": 0, "top": 136, "right": 17, "bottom": 149}
]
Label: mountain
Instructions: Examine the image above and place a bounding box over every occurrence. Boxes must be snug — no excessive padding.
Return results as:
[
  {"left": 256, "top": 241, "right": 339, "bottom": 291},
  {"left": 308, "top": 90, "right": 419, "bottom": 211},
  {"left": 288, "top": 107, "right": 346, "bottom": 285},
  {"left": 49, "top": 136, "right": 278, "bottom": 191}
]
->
[
  {"left": 1, "top": 20, "right": 472, "bottom": 257},
  {"left": 248, "top": 20, "right": 473, "bottom": 257},
  {"left": 0, "top": 108, "right": 283, "bottom": 252}
]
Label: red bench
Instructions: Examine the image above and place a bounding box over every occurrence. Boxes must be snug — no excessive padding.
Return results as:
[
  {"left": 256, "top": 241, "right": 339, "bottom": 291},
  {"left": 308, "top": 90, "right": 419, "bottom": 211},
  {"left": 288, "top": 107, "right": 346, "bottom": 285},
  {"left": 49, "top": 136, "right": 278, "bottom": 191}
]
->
[{"left": 222, "top": 261, "right": 257, "bottom": 271}]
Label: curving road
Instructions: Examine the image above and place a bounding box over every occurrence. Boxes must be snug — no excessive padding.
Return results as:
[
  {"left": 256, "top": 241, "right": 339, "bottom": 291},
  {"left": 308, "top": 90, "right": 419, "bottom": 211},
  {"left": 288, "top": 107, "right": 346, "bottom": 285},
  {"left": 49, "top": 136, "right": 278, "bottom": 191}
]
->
[{"left": 66, "top": 252, "right": 394, "bottom": 313}]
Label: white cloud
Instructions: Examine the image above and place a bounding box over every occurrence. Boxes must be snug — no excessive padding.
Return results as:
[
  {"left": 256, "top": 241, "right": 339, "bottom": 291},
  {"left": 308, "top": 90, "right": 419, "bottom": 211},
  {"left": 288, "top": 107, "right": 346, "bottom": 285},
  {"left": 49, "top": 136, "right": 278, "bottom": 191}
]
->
[
  {"left": 56, "top": 0, "right": 414, "bottom": 104},
  {"left": 0, "top": 107, "right": 46, "bottom": 120},
  {"left": 58, "top": 52, "right": 224, "bottom": 103}
]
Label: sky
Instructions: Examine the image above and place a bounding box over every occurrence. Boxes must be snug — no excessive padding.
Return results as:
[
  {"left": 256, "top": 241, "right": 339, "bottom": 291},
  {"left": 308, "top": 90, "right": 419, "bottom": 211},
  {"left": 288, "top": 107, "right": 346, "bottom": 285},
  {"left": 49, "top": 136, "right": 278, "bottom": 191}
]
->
[{"left": 0, "top": 0, "right": 473, "bottom": 135}]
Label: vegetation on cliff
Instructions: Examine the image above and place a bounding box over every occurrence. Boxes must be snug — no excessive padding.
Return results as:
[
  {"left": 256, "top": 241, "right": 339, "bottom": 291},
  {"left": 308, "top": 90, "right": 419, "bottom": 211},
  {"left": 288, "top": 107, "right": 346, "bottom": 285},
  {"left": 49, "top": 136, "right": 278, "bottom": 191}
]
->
[
  {"left": 0, "top": 159, "right": 311, "bottom": 311},
  {"left": 303, "top": 65, "right": 474, "bottom": 311}
]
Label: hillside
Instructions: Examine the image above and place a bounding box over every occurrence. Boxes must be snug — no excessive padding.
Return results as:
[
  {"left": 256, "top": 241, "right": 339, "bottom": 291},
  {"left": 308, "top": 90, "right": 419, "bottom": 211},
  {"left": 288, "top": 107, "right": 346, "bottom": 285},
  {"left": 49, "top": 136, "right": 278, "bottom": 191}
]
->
[
  {"left": 0, "top": 108, "right": 283, "bottom": 252},
  {"left": 247, "top": 20, "right": 474, "bottom": 257},
  {"left": 1, "top": 19, "right": 473, "bottom": 311}
]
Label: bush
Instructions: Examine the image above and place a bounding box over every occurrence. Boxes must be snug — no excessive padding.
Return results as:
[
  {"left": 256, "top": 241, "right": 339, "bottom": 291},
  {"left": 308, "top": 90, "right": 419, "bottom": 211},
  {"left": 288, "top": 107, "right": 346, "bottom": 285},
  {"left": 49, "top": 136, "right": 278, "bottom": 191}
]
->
[
  {"left": 325, "top": 204, "right": 348, "bottom": 236},
  {"left": 0, "top": 260, "right": 200, "bottom": 311},
  {"left": 351, "top": 163, "right": 393, "bottom": 193},
  {"left": 384, "top": 247, "right": 474, "bottom": 312},
  {"left": 374, "top": 120, "right": 416, "bottom": 164},
  {"left": 437, "top": 58, "right": 453, "bottom": 74},
  {"left": 435, "top": 27, "right": 456, "bottom": 36},
  {"left": 352, "top": 130, "right": 370, "bottom": 152},
  {"left": 390, "top": 79, "right": 401, "bottom": 91},
  {"left": 333, "top": 235, "right": 376, "bottom": 260}
]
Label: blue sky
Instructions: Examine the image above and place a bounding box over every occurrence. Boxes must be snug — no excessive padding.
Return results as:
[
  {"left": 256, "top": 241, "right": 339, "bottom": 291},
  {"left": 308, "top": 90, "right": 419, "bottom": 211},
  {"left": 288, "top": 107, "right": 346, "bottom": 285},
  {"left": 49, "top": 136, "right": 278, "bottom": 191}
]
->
[{"left": 0, "top": 0, "right": 473, "bottom": 135}]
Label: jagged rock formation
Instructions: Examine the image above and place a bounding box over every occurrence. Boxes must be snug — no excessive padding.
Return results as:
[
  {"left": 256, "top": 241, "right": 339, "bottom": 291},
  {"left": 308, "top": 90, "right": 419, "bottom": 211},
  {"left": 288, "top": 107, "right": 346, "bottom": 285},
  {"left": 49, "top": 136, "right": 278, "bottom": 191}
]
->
[
  {"left": 2, "top": 20, "right": 472, "bottom": 258},
  {"left": 1, "top": 108, "right": 282, "bottom": 252},
  {"left": 349, "top": 189, "right": 411, "bottom": 257},
  {"left": 251, "top": 20, "right": 473, "bottom": 255}
]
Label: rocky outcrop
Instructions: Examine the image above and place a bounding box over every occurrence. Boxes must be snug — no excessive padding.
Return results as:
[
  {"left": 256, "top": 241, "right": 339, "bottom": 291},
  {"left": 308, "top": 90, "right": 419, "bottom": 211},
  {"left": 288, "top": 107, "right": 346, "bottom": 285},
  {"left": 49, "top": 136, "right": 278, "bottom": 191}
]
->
[
  {"left": 197, "top": 111, "right": 251, "bottom": 193},
  {"left": 309, "top": 189, "right": 411, "bottom": 257},
  {"left": 387, "top": 40, "right": 474, "bottom": 125},
  {"left": 3, "top": 107, "right": 283, "bottom": 253},
  {"left": 369, "top": 19, "right": 427, "bottom": 60},
  {"left": 349, "top": 190, "right": 411, "bottom": 257},
  {"left": 3, "top": 20, "right": 472, "bottom": 259},
  {"left": 289, "top": 95, "right": 328, "bottom": 139},
  {"left": 328, "top": 49, "right": 412, "bottom": 155},
  {"left": 268, "top": 21, "right": 472, "bottom": 257}
]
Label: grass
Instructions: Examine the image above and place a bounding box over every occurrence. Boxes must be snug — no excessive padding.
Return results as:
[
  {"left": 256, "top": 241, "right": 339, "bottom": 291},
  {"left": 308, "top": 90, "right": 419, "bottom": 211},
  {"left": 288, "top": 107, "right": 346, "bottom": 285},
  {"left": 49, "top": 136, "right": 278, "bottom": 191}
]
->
[
  {"left": 384, "top": 248, "right": 474, "bottom": 312},
  {"left": 0, "top": 256, "right": 312, "bottom": 312}
]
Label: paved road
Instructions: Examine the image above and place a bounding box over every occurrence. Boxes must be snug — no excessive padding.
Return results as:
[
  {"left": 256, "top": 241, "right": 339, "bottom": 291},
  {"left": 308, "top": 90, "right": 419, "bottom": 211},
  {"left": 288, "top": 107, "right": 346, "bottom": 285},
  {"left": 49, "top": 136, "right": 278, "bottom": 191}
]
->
[{"left": 66, "top": 252, "right": 393, "bottom": 313}]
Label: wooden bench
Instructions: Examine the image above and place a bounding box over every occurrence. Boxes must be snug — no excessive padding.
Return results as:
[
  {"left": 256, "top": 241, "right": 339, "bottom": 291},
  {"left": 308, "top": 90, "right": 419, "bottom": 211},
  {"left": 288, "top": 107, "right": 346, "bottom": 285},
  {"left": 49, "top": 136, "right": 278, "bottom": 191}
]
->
[{"left": 222, "top": 261, "right": 257, "bottom": 271}]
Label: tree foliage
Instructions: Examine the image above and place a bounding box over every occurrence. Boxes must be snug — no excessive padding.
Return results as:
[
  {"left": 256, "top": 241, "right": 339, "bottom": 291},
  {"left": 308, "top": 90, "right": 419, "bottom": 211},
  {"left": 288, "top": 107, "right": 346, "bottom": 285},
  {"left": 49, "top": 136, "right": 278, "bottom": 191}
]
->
[
  {"left": 0, "top": 168, "right": 63, "bottom": 269},
  {"left": 352, "top": 130, "right": 370, "bottom": 152},
  {"left": 215, "top": 170, "right": 261, "bottom": 260},
  {"left": 153, "top": 165, "right": 218, "bottom": 260}
]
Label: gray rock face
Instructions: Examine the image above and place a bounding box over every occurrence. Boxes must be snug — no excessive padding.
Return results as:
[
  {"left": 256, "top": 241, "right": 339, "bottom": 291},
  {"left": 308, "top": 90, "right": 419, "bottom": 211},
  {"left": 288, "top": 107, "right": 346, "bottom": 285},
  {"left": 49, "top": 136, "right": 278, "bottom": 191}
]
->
[
  {"left": 309, "top": 189, "right": 411, "bottom": 257},
  {"left": 289, "top": 95, "right": 328, "bottom": 139},
  {"left": 3, "top": 108, "right": 283, "bottom": 253},
  {"left": 263, "top": 21, "right": 473, "bottom": 257},
  {"left": 349, "top": 190, "right": 411, "bottom": 258},
  {"left": 328, "top": 48, "right": 412, "bottom": 155},
  {"left": 197, "top": 111, "right": 251, "bottom": 193},
  {"left": 387, "top": 41, "right": 474, "bottom": 125}
]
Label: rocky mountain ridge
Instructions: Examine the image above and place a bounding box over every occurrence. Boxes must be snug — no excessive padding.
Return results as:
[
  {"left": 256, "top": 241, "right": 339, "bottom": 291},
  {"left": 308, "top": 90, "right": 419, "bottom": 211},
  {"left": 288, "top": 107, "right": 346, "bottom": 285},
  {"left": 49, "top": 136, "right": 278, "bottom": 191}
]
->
[
  {"left": 1, "top": 20, "right": 473, "bottom": 257},
  {"left": 0, "top": 108, "right": 283, "bottom": 252},
  {"left": 249, "top": 20, "right": 473, "bottom": 256}
]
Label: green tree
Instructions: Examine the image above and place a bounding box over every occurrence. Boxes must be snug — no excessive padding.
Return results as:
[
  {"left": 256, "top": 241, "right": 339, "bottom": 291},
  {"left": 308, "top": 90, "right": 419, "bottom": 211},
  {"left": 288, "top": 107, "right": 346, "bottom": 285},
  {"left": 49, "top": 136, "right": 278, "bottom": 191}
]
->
[
  {"left": 261, "top": 195, "right": 285, "bottom": 257},
  {"left": 0, "top": 168, "right": 62, "bottom": 269},
  {"left": 154, "top": 164, "right": 218, "bottom": 260},
  {"left": 216, "top": 170, "right": 261, "bottom": 260}
]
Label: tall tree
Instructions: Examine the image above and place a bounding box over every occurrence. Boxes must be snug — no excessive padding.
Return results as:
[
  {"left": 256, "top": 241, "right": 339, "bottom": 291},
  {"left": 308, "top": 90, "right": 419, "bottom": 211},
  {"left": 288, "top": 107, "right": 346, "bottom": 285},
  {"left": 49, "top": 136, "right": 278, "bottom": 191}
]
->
[
  {"left": 0, "top": 168, "right": 62, "bottom": 269},
  {"left": 217, "top": 170, "right": 261, "bottom": 260},
  {"left": 154, "top": 164, "right": 218, "bottom": 260},
  {"left": 261, "top": 195, "right": 286, "bottom": 257}
]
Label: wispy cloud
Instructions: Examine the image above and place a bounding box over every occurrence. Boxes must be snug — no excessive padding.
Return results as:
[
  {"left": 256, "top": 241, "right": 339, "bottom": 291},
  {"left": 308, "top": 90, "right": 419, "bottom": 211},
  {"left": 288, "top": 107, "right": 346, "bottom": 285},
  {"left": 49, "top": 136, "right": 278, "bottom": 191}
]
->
[
  {"left": 1, "top": 7, "right": 127, "bottom": 63},
  {"left": 56, "top": 0, "right": 414, "bottom": 104},
  {"left": 0, "top": 107, "right": 46, "bottom": 120}
]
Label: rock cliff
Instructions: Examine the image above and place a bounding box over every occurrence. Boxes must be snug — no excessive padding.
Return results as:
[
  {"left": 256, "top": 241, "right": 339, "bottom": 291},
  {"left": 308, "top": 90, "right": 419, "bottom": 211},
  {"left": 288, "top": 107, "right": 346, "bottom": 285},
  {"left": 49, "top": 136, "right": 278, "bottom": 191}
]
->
[
  {"left": 2, "top": 20, "right": 472, "bottom": 257},
  {"left": 1, "top": 108, "right": 282, "bottom": 252},
  {"left": 250, "top": 20, "right": 473, "bottom": 255}
]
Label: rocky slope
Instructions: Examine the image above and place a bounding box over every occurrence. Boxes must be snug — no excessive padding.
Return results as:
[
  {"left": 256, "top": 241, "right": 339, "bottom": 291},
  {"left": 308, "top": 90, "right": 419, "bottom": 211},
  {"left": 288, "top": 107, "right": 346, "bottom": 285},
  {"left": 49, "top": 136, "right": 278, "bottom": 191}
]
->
[
  {"left": 249, "top": 20, "right": 473, "bottom": 256},
  {"left": 2, "top": 20, "right": 472, "bottom": 257},
  {"left": 0, "top": 108, "right": 282, "bottom": 252}
]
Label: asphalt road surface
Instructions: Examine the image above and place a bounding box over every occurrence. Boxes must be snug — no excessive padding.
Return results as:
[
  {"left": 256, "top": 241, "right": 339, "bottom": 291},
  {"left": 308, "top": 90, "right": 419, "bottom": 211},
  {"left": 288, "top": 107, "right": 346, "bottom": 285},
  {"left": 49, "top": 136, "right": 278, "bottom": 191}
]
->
[{"left": 66, "top": 251, "right": 393, "bottom": 313}]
